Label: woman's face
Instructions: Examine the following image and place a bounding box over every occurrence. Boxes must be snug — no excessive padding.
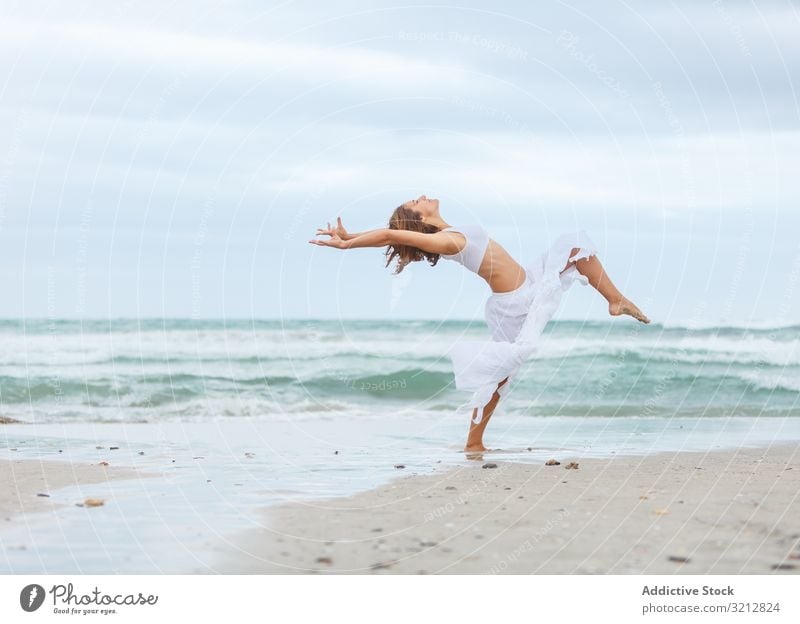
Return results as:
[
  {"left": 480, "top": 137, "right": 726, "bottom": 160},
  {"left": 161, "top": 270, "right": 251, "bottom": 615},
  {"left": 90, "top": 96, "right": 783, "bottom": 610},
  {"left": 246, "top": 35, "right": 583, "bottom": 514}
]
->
[{"left": 403, "top": 195, "right": 440, "bottom": 219}]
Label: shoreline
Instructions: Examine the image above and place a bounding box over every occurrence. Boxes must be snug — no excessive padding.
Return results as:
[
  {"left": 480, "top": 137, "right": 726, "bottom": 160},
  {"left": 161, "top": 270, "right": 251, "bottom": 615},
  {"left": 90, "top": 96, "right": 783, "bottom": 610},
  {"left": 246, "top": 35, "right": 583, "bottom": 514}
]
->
[
  {"left": 215, "top": 443, "right": 800, "bottom": 574},
  {"left": 0, "top": 458, "right": 156, "bottom": 518},
  {"left": 3, "top": 421, "right": 800, "bottom": 574}
]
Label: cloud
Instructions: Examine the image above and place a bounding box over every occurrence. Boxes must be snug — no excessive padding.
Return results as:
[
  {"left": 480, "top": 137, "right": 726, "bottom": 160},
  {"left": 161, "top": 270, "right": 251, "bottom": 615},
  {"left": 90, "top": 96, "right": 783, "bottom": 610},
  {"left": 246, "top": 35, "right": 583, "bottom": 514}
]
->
[
  {"left": 0, "top": 15, "right": 475, "bottom": 95},
  {"left": 256, "top": 125, "right": 800, "bottom": 212},
  {"left": 0, "top": 0, "right": 797, "bottom": 319}
]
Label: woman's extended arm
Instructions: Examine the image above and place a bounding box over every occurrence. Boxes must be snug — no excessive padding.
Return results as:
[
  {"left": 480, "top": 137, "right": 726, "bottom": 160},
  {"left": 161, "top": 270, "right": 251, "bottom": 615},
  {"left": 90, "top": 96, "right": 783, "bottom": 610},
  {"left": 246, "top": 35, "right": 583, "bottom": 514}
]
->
[
  {"left": 309, "top": 228, "right": 464, "bottom": 254},
  {"left": 316, "top": 217, "right": 382, "bottom": 241}
]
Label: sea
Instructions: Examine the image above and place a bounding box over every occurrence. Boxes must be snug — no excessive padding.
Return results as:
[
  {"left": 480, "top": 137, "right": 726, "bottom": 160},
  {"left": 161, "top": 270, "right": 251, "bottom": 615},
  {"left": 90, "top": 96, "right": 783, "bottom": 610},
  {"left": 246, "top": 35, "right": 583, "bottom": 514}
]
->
[
  {"left": 1, "top": 318, "right": 798, "bottom": 423},
  {"left": 2, "top": 318, "right": 799, "bottom": 572}
]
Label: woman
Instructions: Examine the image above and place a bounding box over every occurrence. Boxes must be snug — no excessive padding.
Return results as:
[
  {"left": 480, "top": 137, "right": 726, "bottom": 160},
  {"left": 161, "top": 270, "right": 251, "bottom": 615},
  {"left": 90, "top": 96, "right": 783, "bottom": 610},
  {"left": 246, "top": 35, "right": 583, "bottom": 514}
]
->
[{"left": 310, "top": 195, "right": 650, "bottom": 453}]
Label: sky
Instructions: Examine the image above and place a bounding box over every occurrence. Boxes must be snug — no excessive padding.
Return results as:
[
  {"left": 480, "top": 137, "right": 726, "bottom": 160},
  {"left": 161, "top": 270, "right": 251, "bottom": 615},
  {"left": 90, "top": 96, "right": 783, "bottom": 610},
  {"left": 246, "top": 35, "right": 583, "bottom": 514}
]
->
[{"left": 0, "top": 0, "right": 798, "bottom": 325}]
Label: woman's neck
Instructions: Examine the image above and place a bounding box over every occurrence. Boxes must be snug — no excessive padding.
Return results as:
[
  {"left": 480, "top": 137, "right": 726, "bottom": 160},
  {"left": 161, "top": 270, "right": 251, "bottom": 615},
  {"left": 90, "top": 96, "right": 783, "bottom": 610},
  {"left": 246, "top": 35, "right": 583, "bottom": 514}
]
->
[{"left": 426, "top": 217, "right": 451, "bottom": 231}]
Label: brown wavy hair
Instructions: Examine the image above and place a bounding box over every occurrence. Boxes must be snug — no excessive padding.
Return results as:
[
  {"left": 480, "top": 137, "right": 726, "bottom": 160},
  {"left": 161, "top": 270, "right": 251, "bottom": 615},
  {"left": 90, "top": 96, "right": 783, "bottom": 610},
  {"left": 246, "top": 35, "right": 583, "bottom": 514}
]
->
[{"left": 384, "top": 205, "right": 441, "bottom": 274}]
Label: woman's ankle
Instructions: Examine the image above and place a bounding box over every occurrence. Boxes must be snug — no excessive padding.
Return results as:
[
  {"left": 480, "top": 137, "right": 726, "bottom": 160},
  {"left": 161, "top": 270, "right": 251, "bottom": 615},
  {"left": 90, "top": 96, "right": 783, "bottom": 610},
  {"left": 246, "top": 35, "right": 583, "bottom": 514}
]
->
[{"left": 465, "top": 433, "right": 485, "bottom": 451}]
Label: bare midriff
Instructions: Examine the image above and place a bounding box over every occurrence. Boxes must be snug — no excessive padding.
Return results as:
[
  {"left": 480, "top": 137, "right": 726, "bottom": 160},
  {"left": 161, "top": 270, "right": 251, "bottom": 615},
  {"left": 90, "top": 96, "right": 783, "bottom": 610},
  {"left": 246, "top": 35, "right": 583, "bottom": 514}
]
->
[{"left": 477, "top": 239, "right": 528, "bottom": 294}]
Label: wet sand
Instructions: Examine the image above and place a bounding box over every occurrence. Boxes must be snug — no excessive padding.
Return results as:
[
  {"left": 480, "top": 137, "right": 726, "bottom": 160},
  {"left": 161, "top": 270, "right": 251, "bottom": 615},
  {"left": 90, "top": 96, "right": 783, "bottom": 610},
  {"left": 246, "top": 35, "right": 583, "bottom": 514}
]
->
[
  {"left": 216, "top": 444, "right": 800, "bottom": 574},
  {"left": 0, "top": 458, "right": 151, "bottom": 518}
]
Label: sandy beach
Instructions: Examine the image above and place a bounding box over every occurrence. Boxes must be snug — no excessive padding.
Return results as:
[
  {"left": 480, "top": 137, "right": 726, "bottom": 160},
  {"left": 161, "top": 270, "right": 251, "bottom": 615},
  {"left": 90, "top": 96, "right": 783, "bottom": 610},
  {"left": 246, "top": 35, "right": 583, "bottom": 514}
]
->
[
  {"left": 217, "top": 443, "right": 800, "bottom": 574},
  {"left": 3, "top": 420, "right": 800, "bottom": 574},
  {"left": 1, "top": 458, "right": 152, "bottom": 518}
]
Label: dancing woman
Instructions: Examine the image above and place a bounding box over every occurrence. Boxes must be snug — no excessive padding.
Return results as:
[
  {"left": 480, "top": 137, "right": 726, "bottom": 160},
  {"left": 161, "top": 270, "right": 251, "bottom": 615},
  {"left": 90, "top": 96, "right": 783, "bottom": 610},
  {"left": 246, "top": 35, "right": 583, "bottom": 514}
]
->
[{"left": 310, "top": 195, "right": 650, "bottom": 452}]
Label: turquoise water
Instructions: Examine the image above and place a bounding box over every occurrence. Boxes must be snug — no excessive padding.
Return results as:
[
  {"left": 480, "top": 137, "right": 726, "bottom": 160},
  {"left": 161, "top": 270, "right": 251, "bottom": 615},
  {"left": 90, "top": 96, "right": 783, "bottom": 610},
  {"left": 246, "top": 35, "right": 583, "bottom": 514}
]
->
[{"left": 0, "top": 319, "right": 798, "bottom": 423}]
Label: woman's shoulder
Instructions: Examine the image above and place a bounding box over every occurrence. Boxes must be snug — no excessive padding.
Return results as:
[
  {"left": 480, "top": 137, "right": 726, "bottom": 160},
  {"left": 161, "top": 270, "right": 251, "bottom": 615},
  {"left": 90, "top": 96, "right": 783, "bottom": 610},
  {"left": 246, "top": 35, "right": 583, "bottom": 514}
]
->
[
  {"left": 442, "top": 224, "right": 488, "bottom": 234},
  {"left": 437, "top": 227, "right": 468, "bottom": 257}
]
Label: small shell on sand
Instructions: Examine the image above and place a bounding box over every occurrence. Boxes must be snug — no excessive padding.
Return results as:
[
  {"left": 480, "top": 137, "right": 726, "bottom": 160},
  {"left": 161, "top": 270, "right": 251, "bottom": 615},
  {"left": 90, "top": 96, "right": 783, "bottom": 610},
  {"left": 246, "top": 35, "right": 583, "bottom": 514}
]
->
[
  {"left": 565, "top": 462, "right": 579, "bottom": 470},
  {"left": 545, "top": 459, "right": 561, "bottom": 466},
  {"left": 668, "top": 555, "right": 690, "bottom": 563},
  {"left": 83, "top": 498, "right": 105, "bottom": 508},
  {"left": 655, "top": 508, "right": 670, "bottom": 515}
]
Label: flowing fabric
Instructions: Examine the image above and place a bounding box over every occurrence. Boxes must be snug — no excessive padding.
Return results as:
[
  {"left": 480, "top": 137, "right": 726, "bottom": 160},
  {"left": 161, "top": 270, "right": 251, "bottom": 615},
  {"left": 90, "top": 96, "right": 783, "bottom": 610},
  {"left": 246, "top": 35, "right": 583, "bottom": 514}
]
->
[{"left": 448, "top": 229, "right": 599, "bottom": 424}]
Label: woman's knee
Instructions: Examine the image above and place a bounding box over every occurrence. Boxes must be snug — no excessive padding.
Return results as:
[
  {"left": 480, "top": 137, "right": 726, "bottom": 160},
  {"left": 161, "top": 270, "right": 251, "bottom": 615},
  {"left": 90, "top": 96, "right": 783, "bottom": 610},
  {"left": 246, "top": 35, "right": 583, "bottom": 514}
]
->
[{"left": 560, "top": 248, "right": 582, "bottom": 273}]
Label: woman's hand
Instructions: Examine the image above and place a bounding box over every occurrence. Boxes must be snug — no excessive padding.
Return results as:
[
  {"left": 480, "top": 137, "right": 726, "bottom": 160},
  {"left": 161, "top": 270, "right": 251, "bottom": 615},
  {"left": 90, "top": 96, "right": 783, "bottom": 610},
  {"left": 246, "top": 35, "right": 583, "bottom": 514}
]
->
[
  {"left": 316, "top": 217, "right": 349, "bottom": 240},
  {"left": 308, "top": 231, "right": 348, "bottom": 249}
]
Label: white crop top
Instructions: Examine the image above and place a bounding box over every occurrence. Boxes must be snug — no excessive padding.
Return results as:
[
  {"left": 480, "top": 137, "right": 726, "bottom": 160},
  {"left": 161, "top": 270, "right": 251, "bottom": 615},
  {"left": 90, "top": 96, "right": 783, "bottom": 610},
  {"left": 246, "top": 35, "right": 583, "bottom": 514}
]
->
[{"left": 440, "top": 225, "right": 490, "bottom": 274}]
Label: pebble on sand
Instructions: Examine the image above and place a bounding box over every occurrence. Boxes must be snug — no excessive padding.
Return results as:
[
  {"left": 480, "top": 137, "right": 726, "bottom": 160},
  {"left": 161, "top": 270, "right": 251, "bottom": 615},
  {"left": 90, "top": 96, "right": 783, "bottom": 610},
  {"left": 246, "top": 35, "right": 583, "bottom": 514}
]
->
[
  {"left": 315, "top": 557, "right": 333, "bottom": 565},
  {"left": 371, "top": 561, "right": 394, "bottom": 570},
  {"left": 482, "top": 463, "right": 498, "bottom": 469},
  {"left": 565, "top": 462, "right": 579, "bottom": 470},
  {"left": 545, "top": 459, "right": 561, "bottom": 466},
  {"left": 82, "top": 498, "right": 105, "bottom": 508},
  {"left": 394, "top": 464, "right": 406, "bottom": 469},
  {"left": 668, "top": 556, "right": 691, "bottom": 563},
  {"left": 771, "top": 563, "right": 796, "bottom": 571}
]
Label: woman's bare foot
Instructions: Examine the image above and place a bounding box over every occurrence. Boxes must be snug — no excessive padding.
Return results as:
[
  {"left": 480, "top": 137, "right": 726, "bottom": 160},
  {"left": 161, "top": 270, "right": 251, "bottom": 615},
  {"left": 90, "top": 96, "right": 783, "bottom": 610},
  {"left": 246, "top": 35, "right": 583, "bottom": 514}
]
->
[
  {"left": 609, "top": 297, "right": 651, "bottom": 324},
  {"left": 464, "top": 444, "right": 486, "bottom": 461}
]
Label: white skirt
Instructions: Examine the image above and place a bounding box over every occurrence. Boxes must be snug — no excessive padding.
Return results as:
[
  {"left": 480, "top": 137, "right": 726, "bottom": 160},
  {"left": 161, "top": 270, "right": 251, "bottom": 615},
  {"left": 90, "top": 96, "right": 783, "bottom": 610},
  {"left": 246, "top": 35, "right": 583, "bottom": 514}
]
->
[{"left": 448, "top": 229, "right": 599, "bottom": 423}]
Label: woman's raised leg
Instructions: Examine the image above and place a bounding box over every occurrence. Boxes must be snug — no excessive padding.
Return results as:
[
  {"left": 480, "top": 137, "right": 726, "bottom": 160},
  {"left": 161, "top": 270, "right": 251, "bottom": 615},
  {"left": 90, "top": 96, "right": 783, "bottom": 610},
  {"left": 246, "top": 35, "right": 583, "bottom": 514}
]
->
[
  {"left": 464, "top": 377, "right": 509, "bottom": 454},
  {"left": 561, "top": 249, "right": 650, "bottom": 324}
]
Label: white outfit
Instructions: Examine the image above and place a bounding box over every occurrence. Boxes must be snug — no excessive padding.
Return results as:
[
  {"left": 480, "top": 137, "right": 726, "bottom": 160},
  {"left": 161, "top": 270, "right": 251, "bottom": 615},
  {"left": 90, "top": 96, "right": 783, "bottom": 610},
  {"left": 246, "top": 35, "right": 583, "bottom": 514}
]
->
[
  {"left": 440, "top": 225, "right": 490, "bottom": 273},
  {"left": 441, "top": 226, "right": 599, "bottom": 424}
]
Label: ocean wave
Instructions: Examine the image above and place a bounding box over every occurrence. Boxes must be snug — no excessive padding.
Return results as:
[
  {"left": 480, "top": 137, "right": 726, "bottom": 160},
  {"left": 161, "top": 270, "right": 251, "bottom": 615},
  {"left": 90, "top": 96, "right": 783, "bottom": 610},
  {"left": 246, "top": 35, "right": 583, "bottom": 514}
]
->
[
  {"left": 0, "top": 367, "right": 456, "bottom": 407},
  {"left": 735, "top": 371, "right": 800, "bottom": 393},
  {"left": 1, "top": 319, "right": 799, "bottom": 423},
  {"left": 657, "top": 319, "right": 800, "bottom": 332}
]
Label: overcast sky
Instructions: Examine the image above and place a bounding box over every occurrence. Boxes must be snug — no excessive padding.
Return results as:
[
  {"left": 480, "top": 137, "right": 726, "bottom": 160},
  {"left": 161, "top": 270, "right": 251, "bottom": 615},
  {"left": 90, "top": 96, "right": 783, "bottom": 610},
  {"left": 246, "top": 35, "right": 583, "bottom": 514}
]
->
[{"left": 1, "top": 0, "right": 798, "bottom": 325}]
